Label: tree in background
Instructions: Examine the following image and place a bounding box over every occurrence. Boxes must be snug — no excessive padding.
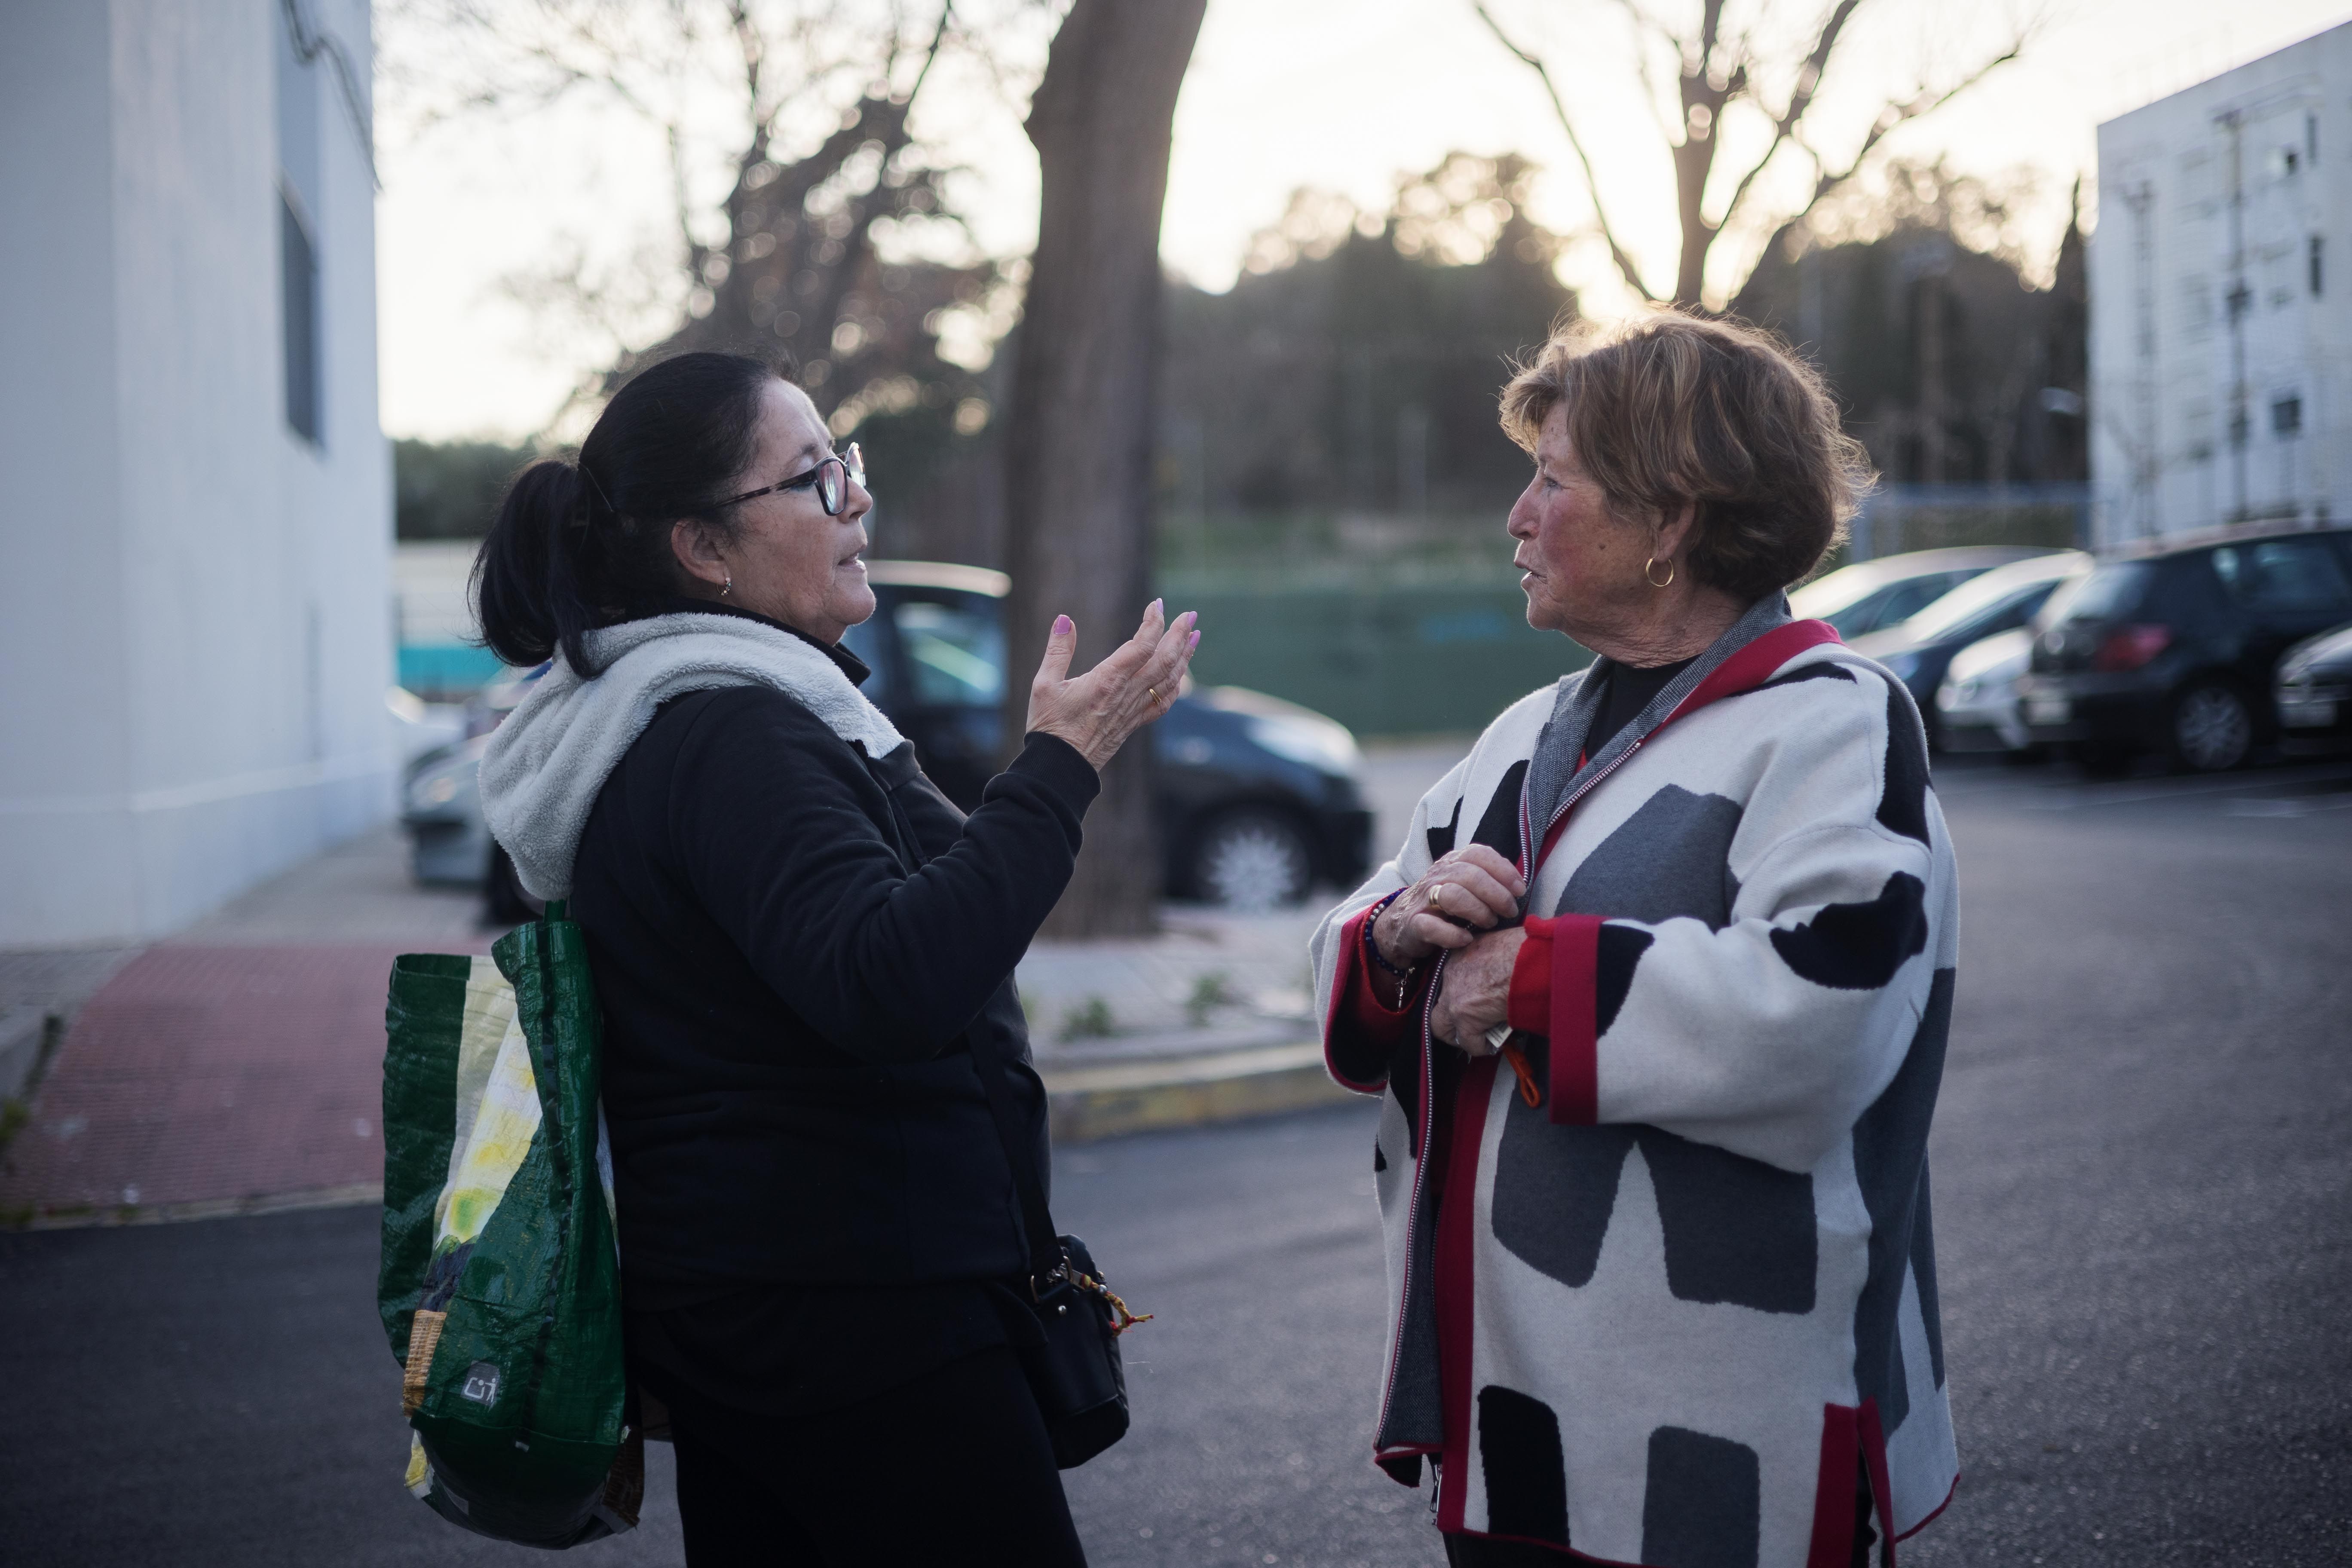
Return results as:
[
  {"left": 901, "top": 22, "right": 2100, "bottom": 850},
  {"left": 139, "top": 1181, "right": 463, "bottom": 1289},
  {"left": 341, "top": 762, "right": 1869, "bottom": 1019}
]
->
[
  {"left": 1001, "top": 0, "right": 1209, "bottom": 937},
  {"left": 1473, "top": 0, "right": 2035, "bottom": 310},
  {"left": 381, "top": 0, "right": 1042, "bottom": 452},
  {"left": 1159, "top": 151, "right": 1579, "bottom": 560},
  {"left": 393, "top": 438, "right": 535, "bottom": 539},
  {"left": 1733, "top": 159, "right": 2087, "bottom": 488}
]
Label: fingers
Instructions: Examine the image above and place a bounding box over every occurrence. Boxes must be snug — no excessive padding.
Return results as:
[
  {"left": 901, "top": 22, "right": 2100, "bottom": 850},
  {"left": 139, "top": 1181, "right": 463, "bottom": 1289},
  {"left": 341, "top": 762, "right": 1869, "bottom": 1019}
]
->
[
  {"left": 1403, "top": 910, "right": 1477, "bottom": 951},
  {"left": 1137, "top": 610, "right": 1198, "bottom": 698},
  {"left": 1417, "top": 874, "right": 1512, "bottom": 931},
  {"left": 1453, "top": 845, "right": 1528, "bottom": 899},
  {"left": 1032, "top": 613, "right": 1077, "bottom": 693}
]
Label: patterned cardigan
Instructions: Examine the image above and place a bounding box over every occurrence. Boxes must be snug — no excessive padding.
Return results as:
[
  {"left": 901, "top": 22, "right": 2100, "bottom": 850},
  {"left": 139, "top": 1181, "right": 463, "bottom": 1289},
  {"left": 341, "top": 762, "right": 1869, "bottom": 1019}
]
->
[{"left": 1310, "top": 599, "right": 1959, "bottom": 1568}]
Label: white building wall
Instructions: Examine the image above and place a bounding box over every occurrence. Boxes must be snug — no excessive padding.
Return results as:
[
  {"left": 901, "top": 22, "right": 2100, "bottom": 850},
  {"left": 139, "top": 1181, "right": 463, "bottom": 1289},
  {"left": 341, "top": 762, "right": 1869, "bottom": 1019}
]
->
[
  {"left": 2092, "top": 24, "right": 2352, "bottom": 546},
  {"left": 0, "top": 0, "right": 392, "bottom": 947}
]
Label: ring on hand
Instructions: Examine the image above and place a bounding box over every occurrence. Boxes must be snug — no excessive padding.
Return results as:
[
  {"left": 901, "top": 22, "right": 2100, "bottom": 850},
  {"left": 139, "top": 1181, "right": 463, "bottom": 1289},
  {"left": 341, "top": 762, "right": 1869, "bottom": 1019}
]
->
[{"left": 1148, "top": 686, "right": 1159, "bottom": 703}]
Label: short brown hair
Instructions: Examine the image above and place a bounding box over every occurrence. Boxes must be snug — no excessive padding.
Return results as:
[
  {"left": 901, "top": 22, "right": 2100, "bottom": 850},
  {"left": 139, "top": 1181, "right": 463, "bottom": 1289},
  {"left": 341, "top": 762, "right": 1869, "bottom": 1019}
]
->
[{"left": 1499, "top": 312, "right": 1871, "bottom": 601}]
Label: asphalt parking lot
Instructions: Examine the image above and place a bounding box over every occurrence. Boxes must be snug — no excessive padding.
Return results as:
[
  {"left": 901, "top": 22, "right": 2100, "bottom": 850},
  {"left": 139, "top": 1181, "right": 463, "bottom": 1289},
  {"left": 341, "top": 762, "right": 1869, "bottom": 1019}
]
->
[{"left": 1, "top": 751, "right": 2346, "bottom": 1566}]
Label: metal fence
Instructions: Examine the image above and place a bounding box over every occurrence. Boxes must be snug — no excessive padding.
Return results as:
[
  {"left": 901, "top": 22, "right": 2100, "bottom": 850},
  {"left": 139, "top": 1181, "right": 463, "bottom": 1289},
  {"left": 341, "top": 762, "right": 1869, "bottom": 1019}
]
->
[
  {"left": 1848, "top": 484, "right": 2093, "bottom": 560},
  {"left": 1164, "top": 567, "right": 1589, "bottom": 739}
]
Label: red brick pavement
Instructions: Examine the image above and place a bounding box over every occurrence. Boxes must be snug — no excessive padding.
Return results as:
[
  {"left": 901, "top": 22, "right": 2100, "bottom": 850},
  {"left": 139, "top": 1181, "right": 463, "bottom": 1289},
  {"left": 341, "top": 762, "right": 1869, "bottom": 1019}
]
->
[{"left": 0, "top": 941, "right": 490, "bottom": 1225}]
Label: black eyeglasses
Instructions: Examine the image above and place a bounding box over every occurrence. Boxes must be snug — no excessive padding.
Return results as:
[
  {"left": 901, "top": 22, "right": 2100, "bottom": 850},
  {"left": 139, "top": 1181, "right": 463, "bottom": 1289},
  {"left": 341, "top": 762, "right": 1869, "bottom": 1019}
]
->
[{"left": 716, "top": 442, "right": 865, "bottom": 516}]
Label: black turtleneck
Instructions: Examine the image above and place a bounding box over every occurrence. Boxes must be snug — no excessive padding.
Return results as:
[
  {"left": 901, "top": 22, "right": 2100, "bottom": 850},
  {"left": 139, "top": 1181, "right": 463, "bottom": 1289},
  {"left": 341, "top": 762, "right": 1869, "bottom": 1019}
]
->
[{"left": 1588, "top": 655, "right": 1697, "bottom": 756}]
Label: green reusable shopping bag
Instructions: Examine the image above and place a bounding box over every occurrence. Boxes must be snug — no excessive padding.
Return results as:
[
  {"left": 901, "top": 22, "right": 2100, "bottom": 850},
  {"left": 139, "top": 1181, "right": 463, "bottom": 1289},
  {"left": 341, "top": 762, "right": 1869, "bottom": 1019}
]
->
[{"left": 378, "top": 902, "right": 640, "bottom": 1547}]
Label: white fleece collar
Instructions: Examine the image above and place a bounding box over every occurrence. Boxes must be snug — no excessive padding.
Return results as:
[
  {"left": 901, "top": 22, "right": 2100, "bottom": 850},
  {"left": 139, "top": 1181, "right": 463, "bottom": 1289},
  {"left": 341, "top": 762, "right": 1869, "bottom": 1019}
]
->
[{"left": 478, "top": 612, "right": 906, "bottom": 900}]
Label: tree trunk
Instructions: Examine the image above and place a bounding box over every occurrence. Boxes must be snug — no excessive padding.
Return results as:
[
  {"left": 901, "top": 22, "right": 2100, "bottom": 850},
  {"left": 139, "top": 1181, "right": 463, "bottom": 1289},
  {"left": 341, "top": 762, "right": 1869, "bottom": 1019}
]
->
[{"left": 1002, "top": 0, "right": 1207, "bottom": 938}]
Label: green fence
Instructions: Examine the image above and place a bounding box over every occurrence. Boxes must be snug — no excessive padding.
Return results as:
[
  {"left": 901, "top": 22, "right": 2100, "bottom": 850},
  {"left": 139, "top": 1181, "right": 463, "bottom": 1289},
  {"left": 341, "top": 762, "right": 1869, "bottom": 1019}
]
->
[{"left": 1163, "top": 571, "right": 1590, "bottom": 738}]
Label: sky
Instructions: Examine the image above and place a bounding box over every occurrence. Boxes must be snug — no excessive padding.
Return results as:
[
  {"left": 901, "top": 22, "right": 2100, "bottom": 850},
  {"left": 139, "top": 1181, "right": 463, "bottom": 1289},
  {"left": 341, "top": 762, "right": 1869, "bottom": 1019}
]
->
[{"left": 374, "top": 0, "right": 2352, "bottom": 441}]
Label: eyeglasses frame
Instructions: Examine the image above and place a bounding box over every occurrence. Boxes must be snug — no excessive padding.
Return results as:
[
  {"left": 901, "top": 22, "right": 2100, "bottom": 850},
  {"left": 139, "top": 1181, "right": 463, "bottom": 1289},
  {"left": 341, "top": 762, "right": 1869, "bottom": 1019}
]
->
[{"left": 715, "top": 442, "right": 866, "bottom": 517}]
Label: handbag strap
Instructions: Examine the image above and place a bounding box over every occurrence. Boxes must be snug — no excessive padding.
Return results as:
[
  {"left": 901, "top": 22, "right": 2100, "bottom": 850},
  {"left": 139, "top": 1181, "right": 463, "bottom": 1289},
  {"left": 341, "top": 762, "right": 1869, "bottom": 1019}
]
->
[{"left": 874, "top": 771, "right": 1066, "bottom": 1288}]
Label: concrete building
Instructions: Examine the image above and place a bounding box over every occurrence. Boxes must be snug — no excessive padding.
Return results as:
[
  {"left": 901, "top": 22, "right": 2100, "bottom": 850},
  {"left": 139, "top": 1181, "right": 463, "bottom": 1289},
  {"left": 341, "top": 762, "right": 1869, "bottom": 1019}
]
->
[
  {"left": 2092, "top": 24, "right": 2352, "bottom": 545},
  {"left": 0, "top": 1, "right": 392, "bottom": 947}
]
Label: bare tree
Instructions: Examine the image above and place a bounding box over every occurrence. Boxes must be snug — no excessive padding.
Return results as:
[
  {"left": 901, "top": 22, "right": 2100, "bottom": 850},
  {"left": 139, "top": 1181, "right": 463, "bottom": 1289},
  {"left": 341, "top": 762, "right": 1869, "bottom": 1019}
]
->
[
  {"left": 1001, "top": 0, "right": 1208, "bottom": 938},
  {"left": 1472, "top": 0, "right": 2036, "bottom": 309},
  {"left": 381, "top": 0, "right": 1044, "bottom": 432}
]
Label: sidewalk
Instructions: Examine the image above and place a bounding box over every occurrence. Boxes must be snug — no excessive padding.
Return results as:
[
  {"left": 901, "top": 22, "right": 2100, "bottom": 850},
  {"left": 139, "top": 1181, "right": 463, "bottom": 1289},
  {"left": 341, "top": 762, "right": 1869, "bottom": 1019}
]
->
[{"left": 0, "top": 740, "right": 1460, "bottom": 1229}]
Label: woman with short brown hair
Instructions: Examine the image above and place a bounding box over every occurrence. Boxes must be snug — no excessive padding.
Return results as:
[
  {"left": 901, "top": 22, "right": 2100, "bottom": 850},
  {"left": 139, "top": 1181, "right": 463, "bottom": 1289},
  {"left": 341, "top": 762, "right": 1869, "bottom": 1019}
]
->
[{"left": 1314, "top": 312, "right": 1960, "bottom": 1567}]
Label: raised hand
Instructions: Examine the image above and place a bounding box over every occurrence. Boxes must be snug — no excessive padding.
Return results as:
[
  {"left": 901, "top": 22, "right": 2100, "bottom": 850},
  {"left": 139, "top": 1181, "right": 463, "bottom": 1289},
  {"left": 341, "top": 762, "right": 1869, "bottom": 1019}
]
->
[{"left": 1024, "top": 600, "right": 1200, "bottom": 770}]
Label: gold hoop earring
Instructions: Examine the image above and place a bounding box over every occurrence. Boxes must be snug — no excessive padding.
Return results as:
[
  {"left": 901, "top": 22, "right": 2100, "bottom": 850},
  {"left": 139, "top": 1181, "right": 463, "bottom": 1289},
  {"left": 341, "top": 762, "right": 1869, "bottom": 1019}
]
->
[{"left": 1644, "top": 556, "right": 1675, "bottom": 588}]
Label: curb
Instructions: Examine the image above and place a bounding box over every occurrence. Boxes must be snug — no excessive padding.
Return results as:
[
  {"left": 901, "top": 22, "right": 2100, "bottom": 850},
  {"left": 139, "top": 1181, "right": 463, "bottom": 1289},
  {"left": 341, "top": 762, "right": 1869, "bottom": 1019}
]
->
[
  {"left": 4, "top": 1050, "right": 1361, "bottom": 1229},
  {"left": 1041, "top": 1041, "right": 1363, "bottom": 1143},
  {"left": 3, "top": 1181, "right": 385, "bottom": 1233}
]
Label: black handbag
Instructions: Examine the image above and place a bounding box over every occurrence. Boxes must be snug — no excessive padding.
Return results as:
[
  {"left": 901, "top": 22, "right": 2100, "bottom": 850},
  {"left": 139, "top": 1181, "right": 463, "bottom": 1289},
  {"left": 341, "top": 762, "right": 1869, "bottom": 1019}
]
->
[
  {"left": 871, "top": 760, "right": 1147, "bottom": 1469},
  {"left": 966, "top": 1023, "right": 1148, "bottom": 1469}
]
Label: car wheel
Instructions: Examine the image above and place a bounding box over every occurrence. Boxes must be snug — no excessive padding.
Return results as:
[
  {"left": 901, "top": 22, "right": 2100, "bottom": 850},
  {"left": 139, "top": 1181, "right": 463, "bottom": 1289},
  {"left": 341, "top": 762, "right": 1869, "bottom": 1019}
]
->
[
  {"left": 2170, "top": 681, "right": 2254, "bottom": 773},
  {"left": 1191, "top": 808, "right": 1313, "bottom": 911}
]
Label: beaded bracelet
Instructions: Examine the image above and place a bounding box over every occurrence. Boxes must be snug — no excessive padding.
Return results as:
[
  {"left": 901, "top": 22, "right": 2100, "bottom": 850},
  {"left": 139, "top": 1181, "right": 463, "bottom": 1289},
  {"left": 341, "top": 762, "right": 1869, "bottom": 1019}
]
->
[{"left": 1361, "top": 889, "right": 1417, "bottom": 980}]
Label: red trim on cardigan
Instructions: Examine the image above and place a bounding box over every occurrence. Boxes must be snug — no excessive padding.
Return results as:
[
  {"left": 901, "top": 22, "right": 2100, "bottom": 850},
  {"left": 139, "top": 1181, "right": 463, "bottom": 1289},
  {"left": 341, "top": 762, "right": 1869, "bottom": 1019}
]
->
[
  {"left": 1895, "top": 1475, "right": 1958, "bottom": 1543},
  {"left": 1433, "top": 1052, "right": 1500, "bottom": 1535},
  {"left": 1544, "top": 915, "right": 1604, "bottom": 1125},
  {"left": 1323, "top": 905, "right": 1424, "bottom": 1093},
  {"left": 1805, "top": 1403, "right": 1863, "bottom": 1568},
  {"left": 1663, "top": 618, "right": 1843, "bottom": 727},
  {"left": 1507, "top": 915, "right": 1556, "bottom": 1033}
]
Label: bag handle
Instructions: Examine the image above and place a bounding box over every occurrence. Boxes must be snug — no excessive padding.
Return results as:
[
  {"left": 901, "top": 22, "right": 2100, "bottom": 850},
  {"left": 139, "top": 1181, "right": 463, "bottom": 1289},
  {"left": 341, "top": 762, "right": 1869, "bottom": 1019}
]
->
[{"left": 873, "top": 778, "right": 1066, "bottom": 1290}]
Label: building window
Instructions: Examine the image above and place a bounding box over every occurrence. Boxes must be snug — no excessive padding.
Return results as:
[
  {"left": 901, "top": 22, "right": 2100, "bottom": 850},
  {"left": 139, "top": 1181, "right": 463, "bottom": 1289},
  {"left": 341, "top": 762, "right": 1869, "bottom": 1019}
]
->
[
  {"left": 281, "top": 194, "right": 322, "bottom": 442},
  {"left": 2272, "top": 394, "right": 2303, "bottom": 438},
  {"left": 2313, "top": 236, "right": 2325, "bottom": 298},
  {"left": 2310, "top": 111, "right": 2320, "bottom": 167},
  {"left": 277, "top": 3, "right": 323, "bottom": 445}
]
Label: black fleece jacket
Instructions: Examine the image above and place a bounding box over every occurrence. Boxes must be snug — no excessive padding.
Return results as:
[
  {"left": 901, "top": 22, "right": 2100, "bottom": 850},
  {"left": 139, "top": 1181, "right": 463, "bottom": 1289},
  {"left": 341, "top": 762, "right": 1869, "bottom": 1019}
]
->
[{"left": 568, "top": 673, "right": 1099, "bottom": 1302}]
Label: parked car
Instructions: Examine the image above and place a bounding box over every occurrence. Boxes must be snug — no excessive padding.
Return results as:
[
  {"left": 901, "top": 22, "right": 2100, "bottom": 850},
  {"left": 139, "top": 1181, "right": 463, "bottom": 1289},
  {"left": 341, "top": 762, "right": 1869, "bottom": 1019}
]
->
[
  {"left": 1934, "top": 628, "right": 2037, "bottom": 755},
  {"left": 402, "top": 561, "right": 1375, "bottom": 911},
  {"left": 848, "top": 561, "right": 1373, "bottom": 907},
  {"left": 1789, "top": 545, "right": 2060, "bottom": 638},
  {"left": 2274, "top": 620, "right": 2352, "bottom": 754},
  {"left": 1850, "top": 551, "right": 2090, "bottom": 744},
  {"left": 2017, "top": 524, "right": 2352, "bottom": 772}
]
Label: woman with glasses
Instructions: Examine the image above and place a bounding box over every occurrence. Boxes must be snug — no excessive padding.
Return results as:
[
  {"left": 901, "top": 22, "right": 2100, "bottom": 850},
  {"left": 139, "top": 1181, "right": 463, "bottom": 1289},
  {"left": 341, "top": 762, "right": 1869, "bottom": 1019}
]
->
[{"left": 472, "top": 352, "right": 1195, "bottom": 1565}]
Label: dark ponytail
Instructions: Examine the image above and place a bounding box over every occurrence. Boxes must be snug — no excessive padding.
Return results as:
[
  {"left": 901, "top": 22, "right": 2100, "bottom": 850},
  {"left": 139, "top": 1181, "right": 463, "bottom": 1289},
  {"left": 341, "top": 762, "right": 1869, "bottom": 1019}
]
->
[{"left": 473, "top": 352, "right": 783, "bottom": 674}]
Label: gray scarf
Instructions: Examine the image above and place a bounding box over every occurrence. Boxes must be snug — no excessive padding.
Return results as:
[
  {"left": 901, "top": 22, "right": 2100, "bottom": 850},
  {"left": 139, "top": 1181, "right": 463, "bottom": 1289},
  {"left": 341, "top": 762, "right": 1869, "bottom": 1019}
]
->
[{"left": 1520, "top": 592, "right": 1794, "bottom": 853}]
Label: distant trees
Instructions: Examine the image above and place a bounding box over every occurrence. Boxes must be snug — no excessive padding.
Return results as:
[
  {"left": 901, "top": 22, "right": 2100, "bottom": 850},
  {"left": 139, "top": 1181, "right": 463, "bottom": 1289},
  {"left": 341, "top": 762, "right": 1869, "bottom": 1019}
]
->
[
  {"left": 393, "top": 438, "right": 531, "bottom": 539},
  {"left": 1733, "top": 161, "right": 2087, "bottom": 486},
  {"left": 1158, "top": 152, "right": 1581, "bottom": 535},
  {"left": 1473, "top": 0, "right": 2034, "bottom": 310},
  {"left": 381, "top": 0, "right": 1032, "bottom": 450}
]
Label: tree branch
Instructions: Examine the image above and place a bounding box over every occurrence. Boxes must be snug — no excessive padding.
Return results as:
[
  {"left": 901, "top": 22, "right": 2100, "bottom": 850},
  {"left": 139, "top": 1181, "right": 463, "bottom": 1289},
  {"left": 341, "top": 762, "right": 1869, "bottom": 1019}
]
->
[
  {"left": 1798, "top": 28, "right": 2032, "bottom": 225},
  {"left": 1711, "top": 0, "right": 1865, "bottom": 237},
  {"left": 1473, "top": 0, "right": 1657, "bottom": 302},
  {"left": 1600, "top": 0, "right": 1684, "bottom": 147}
]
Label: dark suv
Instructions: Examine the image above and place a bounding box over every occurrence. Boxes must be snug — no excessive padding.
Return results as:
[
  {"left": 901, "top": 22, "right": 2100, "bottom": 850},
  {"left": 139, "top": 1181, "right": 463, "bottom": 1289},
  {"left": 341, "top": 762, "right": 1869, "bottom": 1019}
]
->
[
  {"left": 844, "top": 561, "right": 1373, "bottom": 906},
  {"left": 2016, "top": 525, "right": 2352, "bottom": 772}
]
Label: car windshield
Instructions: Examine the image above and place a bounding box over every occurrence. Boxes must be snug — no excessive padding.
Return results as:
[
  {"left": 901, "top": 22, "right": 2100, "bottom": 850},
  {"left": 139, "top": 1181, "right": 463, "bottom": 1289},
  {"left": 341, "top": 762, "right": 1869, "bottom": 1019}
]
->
[
  {"left": 1899, "top": 563, "right": 2078, "bottom": 643},
  {"left": 1789, "top": 563, "right": 1898, "bottom": 619},
  {"left": 2044, "top": 562, "right": 2154, "bottom": 625},
  {"left": 894, "top": 597, "right": 1004, "bottom": 706}
]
